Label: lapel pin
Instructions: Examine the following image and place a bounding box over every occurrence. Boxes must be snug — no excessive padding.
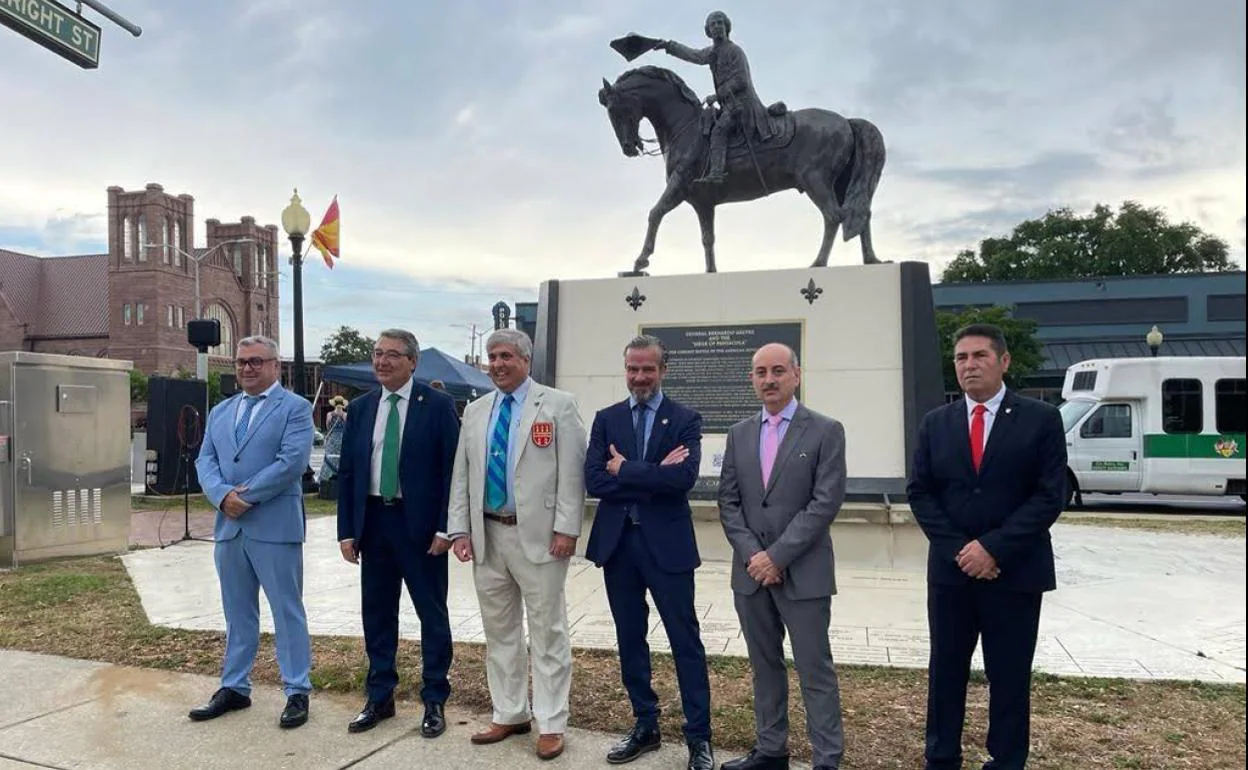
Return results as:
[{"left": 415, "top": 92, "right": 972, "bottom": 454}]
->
[
  {"left": 799, "top": 452, "right": 808, "bottom": 458},
  {"left": 1004, "top": 407, "right": 1012, "bottom": 414},
  {"left": 661, "top": 418, "right": 669, "bottom": 425},
  {"left": 418, "top": 395, "right": 424, "bottom": 402}
]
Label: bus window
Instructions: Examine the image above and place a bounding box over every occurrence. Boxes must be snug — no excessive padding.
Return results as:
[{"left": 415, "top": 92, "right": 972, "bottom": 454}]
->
[
  {"left": 1162, "top": 379, "right": 1202, "bottom": 434},
  {"left": 1216, "top": 379, "right": 1247, "bottom": 433},
  {"left": 1080, "top": 404, "right": 1132, "bottom": 439}
]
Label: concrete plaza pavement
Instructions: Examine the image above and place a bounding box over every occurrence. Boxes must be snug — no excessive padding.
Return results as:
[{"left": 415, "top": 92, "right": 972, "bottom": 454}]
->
[{"left": 120, "top": 515, "right": 1247, "bottom": 684}]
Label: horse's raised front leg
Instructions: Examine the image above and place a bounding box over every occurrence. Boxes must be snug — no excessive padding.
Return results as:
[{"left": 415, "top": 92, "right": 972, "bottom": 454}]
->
[
  {"left": 634, "top": 176, "right": 686, "bottom": 274},
  {"left": 691, "top": 201, "right": 717, "bottom": 273}
]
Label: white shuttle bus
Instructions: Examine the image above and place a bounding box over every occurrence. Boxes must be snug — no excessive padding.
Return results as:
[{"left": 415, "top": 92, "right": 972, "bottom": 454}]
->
[{"left": 1059, "top": 356, "right": 1246, "bottom": 505}]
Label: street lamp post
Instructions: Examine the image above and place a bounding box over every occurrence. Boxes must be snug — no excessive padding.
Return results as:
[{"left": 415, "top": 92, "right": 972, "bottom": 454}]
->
[
  {"left": 145, "top": 237, "right": 254, "bottom": 380},
  {"left": 1146, "top": 325, "right": 1164, "bottom": 358},
  {"left": 280, "top": 190, "right": 312, "bottom": 399}
]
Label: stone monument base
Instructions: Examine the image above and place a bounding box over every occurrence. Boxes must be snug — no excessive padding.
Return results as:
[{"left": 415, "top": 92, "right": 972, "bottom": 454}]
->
[{"left": 532, "top": 262, "right": 944, "bottom": 501}]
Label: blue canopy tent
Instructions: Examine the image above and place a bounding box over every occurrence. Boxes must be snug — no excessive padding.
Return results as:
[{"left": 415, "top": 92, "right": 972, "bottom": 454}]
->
[{"left": 320, "top": 347, "right": 495, "bottom": 402}]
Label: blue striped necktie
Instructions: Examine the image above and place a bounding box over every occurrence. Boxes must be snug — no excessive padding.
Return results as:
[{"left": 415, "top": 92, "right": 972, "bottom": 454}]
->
[
  {"left": 235, "top": 395, "right": 264, "bottom": 445},
  {"left": 486, "top": 394, "right": 514, "bottom": 511}
]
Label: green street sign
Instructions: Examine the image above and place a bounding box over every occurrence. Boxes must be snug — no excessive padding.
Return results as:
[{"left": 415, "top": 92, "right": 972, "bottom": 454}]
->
[{"left": 0, "top": 0, "right": 101, "bottom": 69}]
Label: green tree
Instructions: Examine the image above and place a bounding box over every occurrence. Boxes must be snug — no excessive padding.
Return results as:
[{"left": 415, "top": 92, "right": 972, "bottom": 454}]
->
[
  {"left": 942, "top": 201, "right": 1235, "bottom": 283},
  {"left": 320, "top": 325, "right": 375, "bottom": 365},
  {"left": 936, "top": 306, "right": 1044, "bottom": 393},
  {"left": 129, "top": 369, "right": 148, "bottom": 403}
]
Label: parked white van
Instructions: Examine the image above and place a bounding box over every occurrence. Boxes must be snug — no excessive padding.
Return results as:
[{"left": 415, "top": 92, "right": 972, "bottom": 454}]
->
[{"left": 1059, "top": 356, "right": 1246, "bottom": 505}]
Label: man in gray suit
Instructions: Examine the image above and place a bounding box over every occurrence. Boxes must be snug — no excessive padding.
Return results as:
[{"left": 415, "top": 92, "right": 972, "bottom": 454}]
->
[{"left": 718, "top": 342, "right": 848, "bottom": 770}]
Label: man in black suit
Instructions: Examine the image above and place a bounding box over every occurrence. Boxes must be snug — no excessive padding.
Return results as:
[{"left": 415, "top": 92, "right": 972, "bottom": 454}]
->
[
  {"left": 906, "top": 323, "right": 1067, "bottom": 770},
  {"left": 336, "top": 329, "right": 460, "bottom": 738},
  {"left": 584, "top": 334, "right": 714, "bottom": 770}
]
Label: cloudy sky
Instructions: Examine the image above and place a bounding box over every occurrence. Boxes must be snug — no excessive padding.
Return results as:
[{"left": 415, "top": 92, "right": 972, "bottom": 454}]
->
[{"left": 1, "top": 0, "right": 1243, "bottom": 358}]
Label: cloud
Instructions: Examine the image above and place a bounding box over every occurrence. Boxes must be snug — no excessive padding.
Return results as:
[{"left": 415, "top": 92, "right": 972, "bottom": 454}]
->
[{"left": 0, "top": 0, "right": 1243, "bottom": 352}]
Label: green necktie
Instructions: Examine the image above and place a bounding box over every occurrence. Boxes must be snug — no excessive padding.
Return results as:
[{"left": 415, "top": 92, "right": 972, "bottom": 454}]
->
[{"left": 379, "top": 392, "right": 402, "bottom": 500}]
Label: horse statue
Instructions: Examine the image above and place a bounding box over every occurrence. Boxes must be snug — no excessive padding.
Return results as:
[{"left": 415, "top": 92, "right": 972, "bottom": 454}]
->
[{"left": 598, "top": 65, "right": 886, "bottom": 274}]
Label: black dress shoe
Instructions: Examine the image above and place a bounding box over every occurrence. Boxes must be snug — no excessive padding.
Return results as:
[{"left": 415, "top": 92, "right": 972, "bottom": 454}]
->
[
  {"left": 721, "top": 748, "right": 790, "bottom": 770},
  {"left": 606, "top": 722, "right": 661, "bottom": 764},
  {"left": 421, "top": 701, "right": 446, "bottom": 738},
  {"left": 348, "top": 695, "right": 396, "bottom": 733},
  {"left": 687, "top": 740, "right": 715, "bottom": 770},
  {"left": 280, "top": 694, "right": 309, "bottom": 729},
  {"left": 188, "top": 688, "right": 251, "bottom": 721}
]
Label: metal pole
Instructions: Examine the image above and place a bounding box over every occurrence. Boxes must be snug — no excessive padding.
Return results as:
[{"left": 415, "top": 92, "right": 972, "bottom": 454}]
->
[
  {"left": 76, "top": 0, "right": 142, "bottom": 36},
  {"left": 290, "top": 234, "right": 307, "bottom": 399}
]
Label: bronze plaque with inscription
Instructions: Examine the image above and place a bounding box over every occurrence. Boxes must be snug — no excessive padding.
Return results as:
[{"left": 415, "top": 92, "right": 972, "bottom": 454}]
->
[{"left": 641, "top": 322, "right": 803, "bottom": 433}]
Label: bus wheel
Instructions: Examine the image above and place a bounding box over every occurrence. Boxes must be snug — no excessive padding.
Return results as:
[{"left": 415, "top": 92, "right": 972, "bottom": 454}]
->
[{"left": 1065, "top": 471, "right": 1082, "bottom": 510}]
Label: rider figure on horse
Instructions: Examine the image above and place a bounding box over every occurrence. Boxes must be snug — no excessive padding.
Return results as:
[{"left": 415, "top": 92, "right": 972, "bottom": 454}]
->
[{"left": 657, "top": 11, "right": 772, "bottom": 184}]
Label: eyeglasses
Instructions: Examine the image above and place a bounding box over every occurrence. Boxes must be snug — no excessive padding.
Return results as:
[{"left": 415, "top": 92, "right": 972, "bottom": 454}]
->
[
  {"left": 372, "top": 350, "right": 412, "bottom": 361},
  {"left": 234, "top": 357, "right": 276, "bottom": 369}
]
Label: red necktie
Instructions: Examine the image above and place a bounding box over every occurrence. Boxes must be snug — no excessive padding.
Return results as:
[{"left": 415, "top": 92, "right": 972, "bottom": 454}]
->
[{"left": 970, "top": 404, "right": 987, "bottom": 472}]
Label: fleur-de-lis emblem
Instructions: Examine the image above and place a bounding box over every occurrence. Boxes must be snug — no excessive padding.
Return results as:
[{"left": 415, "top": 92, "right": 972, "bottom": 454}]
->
[
  {"left": 800, "top": 278, "right": 823, "bottom": 305},
  {"left": 626, "top": 286, "right": 647, "bottom": 311}
]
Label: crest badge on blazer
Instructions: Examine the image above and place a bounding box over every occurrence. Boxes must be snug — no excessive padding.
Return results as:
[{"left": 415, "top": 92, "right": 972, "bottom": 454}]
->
[{"left": 531, "top": 421, "right": 554, "bottom": 448}]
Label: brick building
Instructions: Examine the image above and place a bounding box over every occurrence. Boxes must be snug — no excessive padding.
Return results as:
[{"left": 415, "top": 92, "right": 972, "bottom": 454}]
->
[{"left": 0, "top": 183, "right": 281, "bottom": 374}]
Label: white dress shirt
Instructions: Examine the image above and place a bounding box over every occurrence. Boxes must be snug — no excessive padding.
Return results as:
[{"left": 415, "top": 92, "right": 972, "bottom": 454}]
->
[
  {"left": 965, "top": 385, "right": 1007, "bottom": 454},
  {"left": 369, "top": 377, "right": 413, "bottom": 497}
]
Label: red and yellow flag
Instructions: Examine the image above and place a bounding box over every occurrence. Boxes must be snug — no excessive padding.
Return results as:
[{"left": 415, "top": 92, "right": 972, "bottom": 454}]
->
[{"left": 310, "top": 196, "right": 340, "bottom": 269}]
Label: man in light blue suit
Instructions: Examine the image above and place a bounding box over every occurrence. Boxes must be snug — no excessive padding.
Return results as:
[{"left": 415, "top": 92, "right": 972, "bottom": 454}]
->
[{"left": 191, "top": 335, "right": 315, "bottom": 729}]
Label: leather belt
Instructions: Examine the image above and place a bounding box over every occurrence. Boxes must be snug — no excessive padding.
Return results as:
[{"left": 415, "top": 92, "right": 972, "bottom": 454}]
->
[{"left": 484, "top": 512, "right": 517, "bottom": 526}]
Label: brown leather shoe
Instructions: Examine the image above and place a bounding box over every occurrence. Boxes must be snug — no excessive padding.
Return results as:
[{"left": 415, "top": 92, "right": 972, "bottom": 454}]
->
[
  {"left": 536, "top": 733, "right": 565, "bottom": 760},
  {"left": 470, "top": 721, "right": 532, "bottom": 745}
]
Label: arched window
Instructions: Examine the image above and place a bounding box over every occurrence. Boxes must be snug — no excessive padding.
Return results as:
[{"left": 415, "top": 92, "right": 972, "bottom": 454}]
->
[
  {"left": 232, "top": 245, "right": 242, "bottom": 275},
  {"left": 203, "top": 303, "right": 235, "bottom": 358},
  {"left": 260, "top": 246, "right": 269, "bottom": 289},
  {"left": 173, "top": 221, "right": 183, "bottom": 267},
  {"left": 122, "top": 216, "right": 132, "bottom": 261},
  {"left": 162, "top": 220, "right": 171, "bottom": 264},
  {"left": 137, "top": 219, "right": 147, "bottom": 262}
]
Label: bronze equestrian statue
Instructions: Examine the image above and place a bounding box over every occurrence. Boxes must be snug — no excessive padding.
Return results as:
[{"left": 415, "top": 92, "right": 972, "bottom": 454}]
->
[{"left": 602, "top": 10, "right": 886, "bottom": 274}]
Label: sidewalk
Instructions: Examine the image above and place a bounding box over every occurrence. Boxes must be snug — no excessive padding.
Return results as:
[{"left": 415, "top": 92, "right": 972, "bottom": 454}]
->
[
  {"left": 120, "top": 517, "right": 1247, "bottom": 683},
  {"left": 0, "top": 649, "right": 773, "bottom": 770}
]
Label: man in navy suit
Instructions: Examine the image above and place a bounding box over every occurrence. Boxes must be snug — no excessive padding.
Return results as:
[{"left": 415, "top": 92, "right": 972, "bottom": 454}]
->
[
  {"left": 191, "top": 335, "right": 314, "bottom": 728},
  {"left": 336, "top": 329, "right": 460, "bottom": 738},
  {"left": 585, "top": 335, "right": 714, "bottom": 770},
  {"left": 907, "top": 323, "right": 1067, "bottom": 770}
]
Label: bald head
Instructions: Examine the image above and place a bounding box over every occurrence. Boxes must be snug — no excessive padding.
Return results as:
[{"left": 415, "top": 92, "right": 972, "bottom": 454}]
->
[{"left": 751, "top": 343, "right": 801, "bottom": 414}]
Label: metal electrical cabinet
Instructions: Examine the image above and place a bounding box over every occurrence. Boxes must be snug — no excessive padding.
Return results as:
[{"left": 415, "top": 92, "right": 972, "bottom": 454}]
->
[{"left": 0, "top": 352, "right": 132, "bottom": 567}]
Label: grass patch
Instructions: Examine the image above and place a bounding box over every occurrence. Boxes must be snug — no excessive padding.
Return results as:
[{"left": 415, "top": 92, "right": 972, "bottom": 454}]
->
[
  {"left": 1061, "top": 516, "right": 1245, "bottom": 537},
  {"left": 1, "top": 556, "right": 1244, "bottom": 768},
  {"left": 132, "top": 494, "right": 337, "bottom": 517}
]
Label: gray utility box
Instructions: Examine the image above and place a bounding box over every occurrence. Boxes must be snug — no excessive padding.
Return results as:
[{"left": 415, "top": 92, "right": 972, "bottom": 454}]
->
[{"left": 0, "top": 352, "right": 132, "bottom": 567}]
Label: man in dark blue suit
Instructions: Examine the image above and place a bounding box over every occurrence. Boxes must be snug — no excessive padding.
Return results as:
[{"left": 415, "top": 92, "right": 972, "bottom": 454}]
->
[
  {"left": 907, "top": 323, "right": 1067, "bottom": 770},
  {"left": 585, "top": 335, "right": 714, "bottom": 770},
  {"left": 336, "top": 329, "right": 460, "bottom": 738}
]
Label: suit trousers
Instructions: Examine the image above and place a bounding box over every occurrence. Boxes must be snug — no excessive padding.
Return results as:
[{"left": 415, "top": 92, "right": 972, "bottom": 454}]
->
[
  {"left": 359, "top": 497, "right": 453, "bottom": 704},
  {"left": 214, "top": 531, "right": 311, "bottom": 697},
  {"left": 734, "top": 587, "right": 844, "bottom": 768},
  {"left": 473, "top": 519, "right": 572, "bottom": 733},
  {"left": 603, "top": 523, "right": 712, "bottom": 743},
  {"left": 925, "top": 582, "right": 1043, "bottom": 770}
]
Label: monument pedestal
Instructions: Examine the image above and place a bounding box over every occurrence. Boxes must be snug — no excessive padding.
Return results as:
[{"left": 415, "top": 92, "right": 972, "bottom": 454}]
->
[{"left": 533, "top": 262, "right": 944, "bottom": 501}]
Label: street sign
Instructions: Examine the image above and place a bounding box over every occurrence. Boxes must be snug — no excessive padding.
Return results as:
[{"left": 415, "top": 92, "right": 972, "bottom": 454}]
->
[{"left": 0, "top": 0, "right": 101, "bottom": 69}]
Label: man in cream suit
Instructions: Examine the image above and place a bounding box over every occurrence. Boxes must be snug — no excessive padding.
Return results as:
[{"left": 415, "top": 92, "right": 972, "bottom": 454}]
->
[
  {"left": 448, "top": 328, "right": 587, "bottom": 761},
  {"left": 718, "top": 342, "right": 848, "bottom": 770}
]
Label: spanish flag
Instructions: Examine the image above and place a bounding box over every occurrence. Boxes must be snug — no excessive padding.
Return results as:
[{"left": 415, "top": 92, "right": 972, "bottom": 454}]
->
[{"left": 310, "top": 196, "right": 340, "bottom": 269}]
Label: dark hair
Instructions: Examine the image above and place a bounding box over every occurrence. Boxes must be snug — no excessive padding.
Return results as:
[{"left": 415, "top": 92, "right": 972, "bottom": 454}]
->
[
  {"left": 953, "top": 323, "right": 1008, "bottom": 357},
  {"left": 624, "top": 334, "right": 668, "bottom": 365}
]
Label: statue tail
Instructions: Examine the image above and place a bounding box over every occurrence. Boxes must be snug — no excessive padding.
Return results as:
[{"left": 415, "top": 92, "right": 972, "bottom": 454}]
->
[{"left": 841, "top": 119, "right": 885, "bottom": 241}]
